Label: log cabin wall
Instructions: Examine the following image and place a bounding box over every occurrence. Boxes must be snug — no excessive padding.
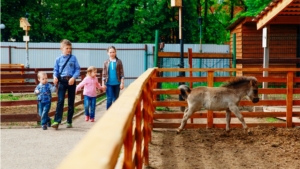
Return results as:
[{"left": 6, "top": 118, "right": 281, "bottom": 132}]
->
[{"left": 229, "top": 18, "right": 298, "bottom": 80}]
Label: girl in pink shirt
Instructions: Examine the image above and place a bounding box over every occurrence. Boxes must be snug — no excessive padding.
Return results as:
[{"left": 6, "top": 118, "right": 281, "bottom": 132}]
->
[{"left": 76, "top": 66, "right": 102, "bottom": 122}]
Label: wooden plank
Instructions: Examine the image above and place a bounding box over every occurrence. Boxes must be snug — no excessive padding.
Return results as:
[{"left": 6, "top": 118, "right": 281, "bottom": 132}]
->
[
  {"left": 153, "top": 111, "right": 288, "bottom": 119},
  {"left": 257, "top": 0, "right": 294, "bottom": 29},
  {"left": 1, "top": 86, "right": 36, "bottom": 93},
  {"left": 1, "top": 100, "right": 38, "bottom": 106},
  {"left": 237, "top": 58, "right": 300, "bottom": 64},
  {"left": 153, "top": 123, "right": 207, "bottom": 129},
  {"left": 269, "top": 16, "right": 300, "bottom": 24},
  {"left": 135, "top": 101, "right": 142, "bottom": 169},
  {"left": 1, "top": 114, "right": 39, "bottom": 122},
  {"left": 286, "top": 72, "right": 293, "bottom": 127},
  {"left": 152, "top": 88, "right": 300, "bottom": 96},
  {"left": 158, "top": 52, "right": 232, "bottom": 58},
  {"left": 123, "top": 122, "right": 133, "bottom": 168},
  {"left": 153, "top": 122, "right": 287, "bottom": 129},
  {"left": 214, "top": 123, "right": 286, "bottom": 128},
  {"left": 153, "top": 100, "right": 288, "bottom": 107}
]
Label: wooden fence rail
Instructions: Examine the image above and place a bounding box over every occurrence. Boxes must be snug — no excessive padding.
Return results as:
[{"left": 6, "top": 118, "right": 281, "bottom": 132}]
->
[
  {"left": 1, "top": 67, "right": 105, "bottom": 123},
  {"left": 152, "top": 68, "right": 300, "bottom": 129},
  {"left": 56, "top": 67, "right": 300, "bottom": 169}
]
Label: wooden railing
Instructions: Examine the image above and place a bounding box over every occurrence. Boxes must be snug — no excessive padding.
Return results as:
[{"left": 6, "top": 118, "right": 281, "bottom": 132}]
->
[
  {"left": 57, "top": 67, "right": 300, "bottom": 169},
  {"left": 57, "top": 68, "right": 156, "bottom": 169},
  {"left": 1, "top": 67, "right": 105, "bottom": 122}
]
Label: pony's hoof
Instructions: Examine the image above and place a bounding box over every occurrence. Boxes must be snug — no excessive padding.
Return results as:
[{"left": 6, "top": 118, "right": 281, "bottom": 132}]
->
[
  {"left": 176, "top": 128, "right": 182, "bottom": 134},
  {"left": 246, "top": 128, "right": 253, "bottom": 135}
]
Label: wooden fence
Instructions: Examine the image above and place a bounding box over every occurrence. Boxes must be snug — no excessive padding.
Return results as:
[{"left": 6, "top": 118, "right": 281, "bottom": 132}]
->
[
  {"left": 56, "top": 67, "right": 300, "bottom": 169},
  {"left": 0, "top": 67, "right": 105, "bottom": 122}
]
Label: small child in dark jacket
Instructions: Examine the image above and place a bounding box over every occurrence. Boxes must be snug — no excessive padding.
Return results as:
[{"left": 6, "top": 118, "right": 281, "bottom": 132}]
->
[{"left": 34, "top": 71, "right": 56, "bottom": 130}]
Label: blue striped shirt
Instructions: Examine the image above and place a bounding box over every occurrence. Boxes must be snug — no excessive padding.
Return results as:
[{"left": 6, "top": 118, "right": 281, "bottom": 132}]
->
[{"left": 53, "top": 54, "right": 80, "bottom": 78}]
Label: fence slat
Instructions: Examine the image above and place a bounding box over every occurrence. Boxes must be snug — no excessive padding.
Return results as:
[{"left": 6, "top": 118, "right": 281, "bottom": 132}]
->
[
  {"left": 1, "top": 114, "right": 39, "bottom": 122},
  {"left": 286, "top": 71, "right": 294, "bottom": 127}
]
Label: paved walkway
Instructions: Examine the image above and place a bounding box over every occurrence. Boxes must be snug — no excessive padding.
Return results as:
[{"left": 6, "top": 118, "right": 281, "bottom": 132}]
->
[{"left": 1, "top": 100, "right": 108, "bottom": 169}]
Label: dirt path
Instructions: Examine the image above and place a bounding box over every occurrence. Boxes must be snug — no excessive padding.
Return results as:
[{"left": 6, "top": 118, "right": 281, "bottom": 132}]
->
[
  {"left": 1, "top": 100, "right": 107, "bottom": 169},
  {"left": 148, "top": 127, "right": 300, "bottom": 169}
]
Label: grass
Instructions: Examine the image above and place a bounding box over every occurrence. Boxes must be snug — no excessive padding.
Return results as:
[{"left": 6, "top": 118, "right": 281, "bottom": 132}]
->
[
  {"left": 266, "top": 117, "right": 280, "bottom": 123},
  {"left": 0, "top": 93, "right": 35, "bottom": 101}
]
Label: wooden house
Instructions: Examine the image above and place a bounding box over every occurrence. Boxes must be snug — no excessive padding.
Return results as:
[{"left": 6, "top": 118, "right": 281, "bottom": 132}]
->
[{"left": 227, "top": 0, "right": 300, "bottom": 77}]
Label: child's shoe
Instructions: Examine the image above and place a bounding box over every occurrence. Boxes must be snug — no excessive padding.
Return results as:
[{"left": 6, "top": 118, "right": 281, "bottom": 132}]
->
[
  {"left": 47, "top": 118, "right": 52, "bottom": 127},
  {"left": 42, "top": 125, "right": 47, "bottom": 130},
  {"left": 66, "top": 123, "right": 72, "bottom": 128},
  {"left": 51, "top": 122, "right": 59, "bottom": 129},
  {"left": 85, "top": 116, "right": 89, "bottom": 121},
  {"left": 90, "top": 118, "right": 94, "bottom": 122}
]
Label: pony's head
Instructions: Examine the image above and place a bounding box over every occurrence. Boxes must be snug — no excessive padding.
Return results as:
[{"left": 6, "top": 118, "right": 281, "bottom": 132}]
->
[
  {"left": 247, "top": 77, "right": 259, "bottom": 103},
  {"left": 222, "top": 76, "right": 259, "bottom": 103}
]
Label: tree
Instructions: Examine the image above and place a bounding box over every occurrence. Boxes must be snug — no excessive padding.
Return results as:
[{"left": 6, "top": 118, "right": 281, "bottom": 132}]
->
[{"left": 1, "top": 0, "right": 273, "bottom": 44}]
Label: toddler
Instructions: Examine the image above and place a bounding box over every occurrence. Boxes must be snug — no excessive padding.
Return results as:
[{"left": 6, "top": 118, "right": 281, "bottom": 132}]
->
[
  {"left": 34, "top": 71, "right": 56, "bottom": 130},
  {"left": 76, "top": 66, "right": 102, "bottom": 122}
]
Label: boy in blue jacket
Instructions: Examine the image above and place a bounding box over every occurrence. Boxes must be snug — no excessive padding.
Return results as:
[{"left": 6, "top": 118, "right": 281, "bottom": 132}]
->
[{"left": 34, "top": 71, "right": 56, "bottom": 130}]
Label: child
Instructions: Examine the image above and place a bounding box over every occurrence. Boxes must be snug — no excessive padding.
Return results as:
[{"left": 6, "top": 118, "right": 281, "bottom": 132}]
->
[
  {"left": 34, "top": 71, "right": 56, "bottom": 130},
  {"left": 52, "top": 39, "right": 80, "bottom": 129},
  {"left": 76, "top": 66, "right": 103, "bottom": 122},
  {"left": 102, "top": 46, "right": 125, "bottom": 109}
]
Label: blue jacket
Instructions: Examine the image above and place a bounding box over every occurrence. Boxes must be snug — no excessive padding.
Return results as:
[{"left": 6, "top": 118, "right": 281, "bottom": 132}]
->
[
  {"left": 53, "top": 54, "right": 80, "bottom": 78},
  {"left": 34, "top": 83, "right": 56, "bottom": 103}
]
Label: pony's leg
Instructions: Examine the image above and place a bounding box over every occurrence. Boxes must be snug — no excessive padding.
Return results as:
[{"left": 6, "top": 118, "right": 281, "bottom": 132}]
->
[
  {"left": 225, "top": 109, "right": 231, "bottom": 132},
  {"left": 229, "top": 106, "right": 248, "bottom": 130},
  {"left": 177, "top": 107, "right": 194, "bottom": 133}
]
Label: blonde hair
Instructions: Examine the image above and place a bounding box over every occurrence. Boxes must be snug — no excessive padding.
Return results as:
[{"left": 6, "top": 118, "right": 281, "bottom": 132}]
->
[
  {"left": 60, "top": 39, "right": 72, "bottom": 48},
  {"left": 37, "top": 71, "right": 47, "bottom": 79},
  {"left": 86, "top": 66, "right": 97, "bottom": 76}
]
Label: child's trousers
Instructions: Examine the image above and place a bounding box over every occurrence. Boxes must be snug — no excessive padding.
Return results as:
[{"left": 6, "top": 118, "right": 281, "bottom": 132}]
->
[
  {"left": 38, "top": 102, "right": 51, "bottom": 125},
  {"left": 83, "top": 95, "right": 96, "bottom": 119}
]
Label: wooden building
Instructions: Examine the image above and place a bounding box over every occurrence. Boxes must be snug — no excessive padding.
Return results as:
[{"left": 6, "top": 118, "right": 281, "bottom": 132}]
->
[{"left": 227, "top": 0, "right": 300, "bottom": 77}]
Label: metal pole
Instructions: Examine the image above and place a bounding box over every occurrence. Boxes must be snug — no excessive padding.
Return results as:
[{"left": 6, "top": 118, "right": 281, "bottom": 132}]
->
[
  {"left": 154, "top": 30, "right": 159, "bottom": 67},
  {"left": 262, "top": 26, "right": 270, "bottom": 100},
  {"left": 179, "top": 2, "right": 184, "bottom": 72},
  {"left": 232, "top": 33, "right": 236, "bottom": 76},
  {"left": 178, "top": 1, "right": 185, "bottom": 112},
  {"left": 144, "top": 44, "right": 148, "bottom": 71},
  {"left": 198, "top": 17, "right": 203, "bottom": 77},
  {"left": 25, "top": 30, "right": 29, "bottom": 68}
]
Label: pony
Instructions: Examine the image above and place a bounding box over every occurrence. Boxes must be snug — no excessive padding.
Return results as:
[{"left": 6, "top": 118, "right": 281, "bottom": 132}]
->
[{"left": 177, "top": 76, "right": 259, "bottom": 133}]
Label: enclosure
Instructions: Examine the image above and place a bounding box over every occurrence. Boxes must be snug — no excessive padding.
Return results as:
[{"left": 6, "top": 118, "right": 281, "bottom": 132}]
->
[{"left": 56, "top": 67, "right": 300, "bottom": 169}]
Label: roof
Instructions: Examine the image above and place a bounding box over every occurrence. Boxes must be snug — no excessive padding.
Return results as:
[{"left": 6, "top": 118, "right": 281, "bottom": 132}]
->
[
  {"left": 253, "top": 0, "right": 300, "bottom": 30},
  {"left": 227, "top": 17, "right": 255, "bottom": 30}
]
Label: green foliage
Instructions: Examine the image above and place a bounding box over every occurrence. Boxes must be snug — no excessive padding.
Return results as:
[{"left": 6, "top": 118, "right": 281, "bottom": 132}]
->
[
  {"left": 266, "top": 117, "right": 279, "bottom": 123},
  {"left": 1, "top": 0, "right": 272, "bottom": 44}
]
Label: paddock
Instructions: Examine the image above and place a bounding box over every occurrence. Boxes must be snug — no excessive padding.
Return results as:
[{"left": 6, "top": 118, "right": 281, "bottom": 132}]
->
[{"left": 55, "top": 67, "right": 300, "bottom": 169}]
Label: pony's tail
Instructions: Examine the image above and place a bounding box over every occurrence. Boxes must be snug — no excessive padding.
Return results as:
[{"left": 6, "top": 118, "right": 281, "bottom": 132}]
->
[{"left": 178, "top": 85, "right": 191, "bottom": 100}]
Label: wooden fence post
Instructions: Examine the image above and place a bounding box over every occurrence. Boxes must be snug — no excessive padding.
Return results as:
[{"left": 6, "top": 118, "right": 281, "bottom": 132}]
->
[
  {"left": 188, "top": 48, "right": 194, "bottom": 124},
  {"left": 123, "top": 122, "right": 133, "bottom": 169},
  {"left": 143, "top": 90, "right": 150, "bottom": 166},
  {"left": 286, "top": 71, "right": 293, "bottom": 127},
  {"left": 135, "top": 100, "right": 142, "bottom": 169},
  {"left": 207, "top": 71, "right": 214, "bottom": 128}
]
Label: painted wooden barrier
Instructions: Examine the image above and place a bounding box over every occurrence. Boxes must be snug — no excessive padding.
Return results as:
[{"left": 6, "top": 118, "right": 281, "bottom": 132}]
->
[
  {"left": 0, "top": 67, "right": 104, "bottom": 122},
  {"left": 57, "top": 68, "right": 156, "bottom": 169},
  {"left": 0, "top": 64, "right": 25, "bottom": 83}
]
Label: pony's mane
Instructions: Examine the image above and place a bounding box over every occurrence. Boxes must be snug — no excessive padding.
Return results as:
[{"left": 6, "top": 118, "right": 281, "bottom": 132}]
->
[{"left": 221, "top": 76, "right": 257, "bottom": 88}]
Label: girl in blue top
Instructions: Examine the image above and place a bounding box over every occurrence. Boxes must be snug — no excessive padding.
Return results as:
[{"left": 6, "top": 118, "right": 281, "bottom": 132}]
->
[{"left": 102, "top": 46, "right": 125, "bottom": 109}]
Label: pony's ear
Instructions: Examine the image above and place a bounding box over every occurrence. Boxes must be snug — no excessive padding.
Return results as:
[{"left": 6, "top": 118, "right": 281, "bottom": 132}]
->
[
  {"left": 250, "top": 80, "right": 256, "bottom": 86},
  {"left": 249, "top": 80, "right": 254, "bottom": 86}
]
